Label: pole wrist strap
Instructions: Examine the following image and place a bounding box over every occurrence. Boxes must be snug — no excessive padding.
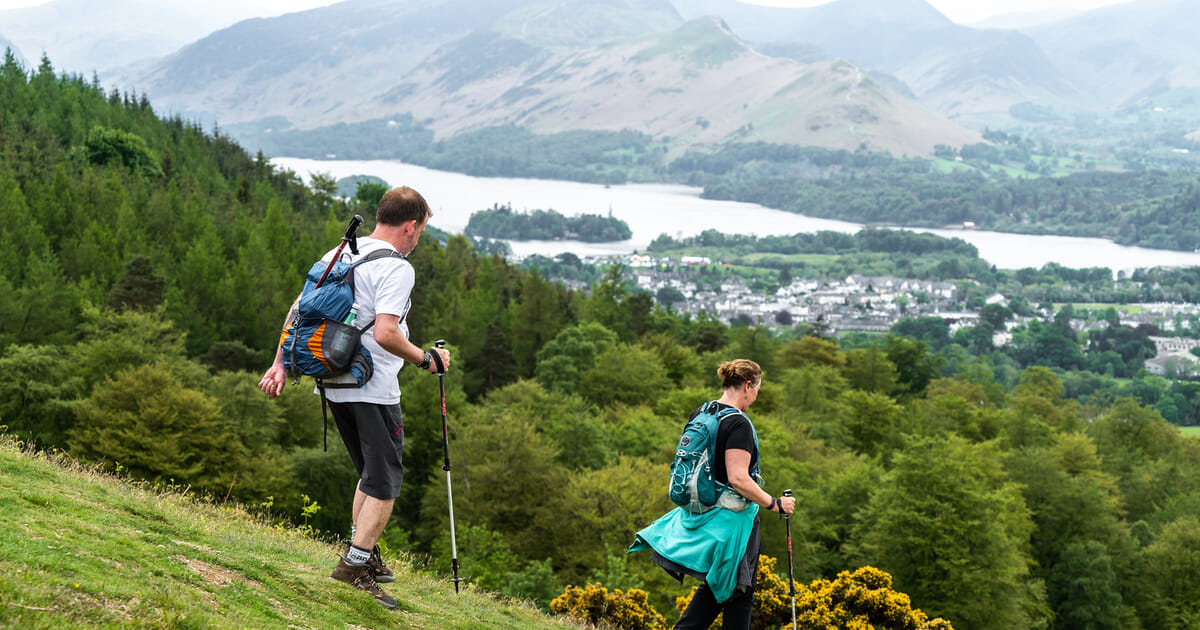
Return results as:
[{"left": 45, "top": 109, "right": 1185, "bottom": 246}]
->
[{"left": 428, "top": 348, "right": 445, "bottom": 373}]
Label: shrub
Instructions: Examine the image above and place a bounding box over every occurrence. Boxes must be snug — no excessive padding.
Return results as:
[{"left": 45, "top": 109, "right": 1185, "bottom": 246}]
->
[
  {"left": 551, "top": 583, "right": 666, "bottom": 630},
  {"left": 796, "top": 566, "right": 953, "bottom": 630},
  {"left": 674, "top": 560, "right": 953, "bottom": 630}
]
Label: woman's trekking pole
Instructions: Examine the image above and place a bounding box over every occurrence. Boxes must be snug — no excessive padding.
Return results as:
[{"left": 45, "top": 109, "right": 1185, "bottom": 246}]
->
[
  {"left": 435, "top": 339, "right": 464, "bottom": 593},
  {"left": 783, "top": 488, "right": 797, "bottom": 630}
]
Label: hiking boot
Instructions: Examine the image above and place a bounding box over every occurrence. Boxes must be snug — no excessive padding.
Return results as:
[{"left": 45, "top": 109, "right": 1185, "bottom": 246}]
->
[
  {"left": 369, "top": 544, "right": 394, "bottom": 583},
  {"left": 343, "top": 543, "right": 395, "bottom": 583},
  {"left": 330, "top": 557, "right": 398, "bottom": 609}
]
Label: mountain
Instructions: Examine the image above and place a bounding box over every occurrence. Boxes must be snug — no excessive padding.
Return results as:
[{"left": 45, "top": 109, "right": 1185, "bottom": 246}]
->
[
  {"left": 672, "top": 0, "right": 1074, "bottom": 122},
  {"left": 378, "top": 16, "right": 978, "bottom": 154},
  {"left": 1027, "top": 0, "right": 1200, "bottom": 109},
  {"left": 488, "top": 0, "right": 683, "bottom": 49},
  {"left": 970, "top": 7, "right": 1081, "bottom": 30},
  {"left": 121, "top": 0, "right": 977, "bottom": 157},
  {"left": 119, "top": 0, "right": 574, "bottom": 126},
  {"left": 676, "top": 0, "right": 952, "bottom": 46},
  {"left": 0, "top": 0, "right": 265, "bottom": 76}
]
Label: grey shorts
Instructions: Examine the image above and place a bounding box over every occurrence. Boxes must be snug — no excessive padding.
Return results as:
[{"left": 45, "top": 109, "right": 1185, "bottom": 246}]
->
[{"left": 329, "top": 401, "right": 404, "bottom": 500}]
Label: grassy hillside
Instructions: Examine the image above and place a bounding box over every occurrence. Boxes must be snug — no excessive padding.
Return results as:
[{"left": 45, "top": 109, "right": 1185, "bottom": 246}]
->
[{"left": 0, "top": 436, "right": 578, "bottom": 629}]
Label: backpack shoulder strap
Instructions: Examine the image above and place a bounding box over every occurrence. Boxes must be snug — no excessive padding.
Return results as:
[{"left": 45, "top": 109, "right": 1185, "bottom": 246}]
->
[
  {"left": 351, "top": 247, "right": 405, "bottom": 267},
  {"left": 716, "top": 405, "right": 744, "bottom": 420},
  {"left": 712, "top": 403, "right": 760, "bottom": 476},
  {"left": 346, "top": 248, "right": 407, "bottom": 333}
]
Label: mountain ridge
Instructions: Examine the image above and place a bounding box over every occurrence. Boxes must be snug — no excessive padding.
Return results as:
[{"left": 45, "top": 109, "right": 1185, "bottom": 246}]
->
[
  {"left": 673, "top": 0, "right": 1074, "bottom": 122},
  {"left": 0, "top": 0, "right": 264, "bottom": 75},
  {"left": 1028, "top": 0, "right": 1200, "bottom": 108},
  {"left": 118, "top": 0, "right": 979, "bottom": 158}
]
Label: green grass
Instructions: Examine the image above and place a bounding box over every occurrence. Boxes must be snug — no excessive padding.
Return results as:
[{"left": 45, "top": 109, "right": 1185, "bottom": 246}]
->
[
  {"left": 0, "top": 436, "right": 579, "bottom": 629},
  {"left": 931, "top": 158, "right": 976, "bottom": 174},
  {"left": 1058, "top": 303, "right": 1146, "bottom": 315},
  {"left": 1178, "top": 426, "right": 1200, "bottom": 439}
]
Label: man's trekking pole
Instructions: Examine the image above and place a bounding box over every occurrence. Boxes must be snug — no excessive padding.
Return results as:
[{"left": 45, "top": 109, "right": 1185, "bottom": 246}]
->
[
  {"left": 434, "top": 339, "right": 464, "bottom": 593},
  {"left": 314, "top": 214, "right": 363, "bottom": 289},
  {"left": 783, "top": 488, "right": 797, "bottom": 630}
]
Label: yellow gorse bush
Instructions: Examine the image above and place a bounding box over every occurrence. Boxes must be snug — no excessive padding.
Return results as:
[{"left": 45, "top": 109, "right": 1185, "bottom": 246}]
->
[
  {"left": 796, "top": 566, "right": 954, "bottom": 630},
  {"left": 551, "top": 582, "right": 667, "bottom": 630},
  {"left": 674, "top": 560, "right": 955, "bottom": 630}
]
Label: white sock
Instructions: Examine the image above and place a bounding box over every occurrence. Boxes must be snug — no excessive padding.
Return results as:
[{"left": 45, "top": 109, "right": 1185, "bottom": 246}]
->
[{"left": 346, "top": 544, "right": 371, "bottom": 566}]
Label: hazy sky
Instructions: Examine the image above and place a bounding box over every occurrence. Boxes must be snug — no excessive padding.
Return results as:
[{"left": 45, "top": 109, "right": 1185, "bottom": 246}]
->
[
  {"left": 0, "top": 0, "right": 1139, "bottom": 24},
  {"left": 0, "top": 0, "right": 336, "bottom": 15}
]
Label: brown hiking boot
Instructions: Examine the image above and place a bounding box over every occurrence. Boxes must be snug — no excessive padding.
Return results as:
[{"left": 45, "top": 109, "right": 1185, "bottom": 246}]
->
[
  {"left": 369, "top": 545, "right": 394, "bottom": 583},
  {"left": 330, "top": 557, "right": 398, "bottom": 609},
  {"left": 343, "top": 543, "right": 395, "bottom": 583}
]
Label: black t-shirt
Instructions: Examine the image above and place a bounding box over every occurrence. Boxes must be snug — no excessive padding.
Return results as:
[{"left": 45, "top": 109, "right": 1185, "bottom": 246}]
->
[{"left": 688, "top": 402, "right": 758, "bottom": 486}]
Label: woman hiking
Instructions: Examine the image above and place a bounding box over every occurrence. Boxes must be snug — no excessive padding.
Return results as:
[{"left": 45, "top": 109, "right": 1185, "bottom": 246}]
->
[{"left": 630, "top": 359, "right": 795, "bottom": 629}]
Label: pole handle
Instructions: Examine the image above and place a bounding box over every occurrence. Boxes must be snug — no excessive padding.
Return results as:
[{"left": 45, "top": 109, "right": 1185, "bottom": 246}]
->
[
  {"left": 314, "top": 215, "right": 364, "bottom": 288},
  {"left": 435, "top": 339, "right": 445, "bottom": 349},
  {"left": 344, "top": 214, "right": 363, "bottom": 255}
]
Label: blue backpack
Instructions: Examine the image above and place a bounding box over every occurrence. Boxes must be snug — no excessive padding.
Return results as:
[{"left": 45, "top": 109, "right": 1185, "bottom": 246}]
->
[
  {"left": 279, "top": 248, "right": 404, "bottom": 449},
  {"left": 280, "top": 248, "right": 403, "bottom": 386},
  {"left": 669, "top": 401, "right": 759, "bottom": 513}
]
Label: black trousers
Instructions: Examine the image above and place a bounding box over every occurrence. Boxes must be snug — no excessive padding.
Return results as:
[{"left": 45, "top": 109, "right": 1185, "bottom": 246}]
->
[
  {"left": 674, "top": 582, "right": 754, "bottom": 630},
  {"left": 668, "top": 514, "right": 761, "bottom": 630}
]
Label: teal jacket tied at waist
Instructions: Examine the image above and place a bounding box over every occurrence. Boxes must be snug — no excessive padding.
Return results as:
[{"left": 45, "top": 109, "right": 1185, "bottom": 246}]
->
[{"left": 628, "top": 502, "right": 760, "bottom": 603}]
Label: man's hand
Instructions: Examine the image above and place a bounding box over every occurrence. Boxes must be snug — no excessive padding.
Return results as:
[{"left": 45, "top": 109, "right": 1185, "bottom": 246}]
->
[
  {"left": 259, "top": 363, "right": 287, "bottom": 398},
  {"left": 427, "top": 347, "right": 450, "bottom": 373}
]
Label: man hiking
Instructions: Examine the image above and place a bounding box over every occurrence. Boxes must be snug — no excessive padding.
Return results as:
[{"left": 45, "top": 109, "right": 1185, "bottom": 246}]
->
[{"left": 259, "top": 186, "right": 450, "bottom": 609}]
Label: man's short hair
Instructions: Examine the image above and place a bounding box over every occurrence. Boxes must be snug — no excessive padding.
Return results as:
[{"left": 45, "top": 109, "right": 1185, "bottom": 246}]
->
[{"left": 377, "top": 186, "right": 431, "bottom": 226}]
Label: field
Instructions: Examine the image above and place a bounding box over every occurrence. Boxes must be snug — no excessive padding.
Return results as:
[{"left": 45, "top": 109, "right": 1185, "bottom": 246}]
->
[{"left": 1177, "top": 425, "right": 1200, "bottom": 439}]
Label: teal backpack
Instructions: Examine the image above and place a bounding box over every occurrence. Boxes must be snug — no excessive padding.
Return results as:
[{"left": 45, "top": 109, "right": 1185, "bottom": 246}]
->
[{"left": 669, "top": 401, "right": 759, "bottom": 513}]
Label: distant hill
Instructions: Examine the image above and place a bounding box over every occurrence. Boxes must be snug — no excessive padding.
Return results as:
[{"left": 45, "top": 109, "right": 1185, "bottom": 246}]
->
[
  {"left": 1027, "top": 0, "right": 1200, "bottom": 109},
  {"left": 120, "top": 0, "right": 574, "bottom": 126},
  {"left": 970, "top": 7, "right": 1081, "bottom": 30},
  {"left": 120, "top": 0, "right": 978, "bottom": 158},
  {"left": 673, "top": 0, "right": 1075, "bottom": 122},
  {"left": 0, "top": 0, "right": 264, "bottom": 76},
  {"left": 378, "top": 16, "right": 979, "bottom": 155}
]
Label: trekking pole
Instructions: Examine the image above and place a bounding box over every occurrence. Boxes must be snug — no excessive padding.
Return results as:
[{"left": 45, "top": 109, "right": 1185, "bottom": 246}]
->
[
  {"left": 434, "top": 339, "right": 464, "bottom": 593},
  {"left": 314, "top": 214, "right": 363, "bottom": 289},
  {"left": 783, "top": 488, "right": 797, "bottom": 630}
]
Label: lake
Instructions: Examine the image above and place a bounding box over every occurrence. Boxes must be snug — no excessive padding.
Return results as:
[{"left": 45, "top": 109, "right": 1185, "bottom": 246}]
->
[{"left": 274, "top": 157, "right": 1200, "bottom": 274}]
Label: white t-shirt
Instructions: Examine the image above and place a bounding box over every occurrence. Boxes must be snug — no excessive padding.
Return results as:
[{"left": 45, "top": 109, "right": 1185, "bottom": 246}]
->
[{"left": 316, "top": 237, "right": 415, "bottom": 405}]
